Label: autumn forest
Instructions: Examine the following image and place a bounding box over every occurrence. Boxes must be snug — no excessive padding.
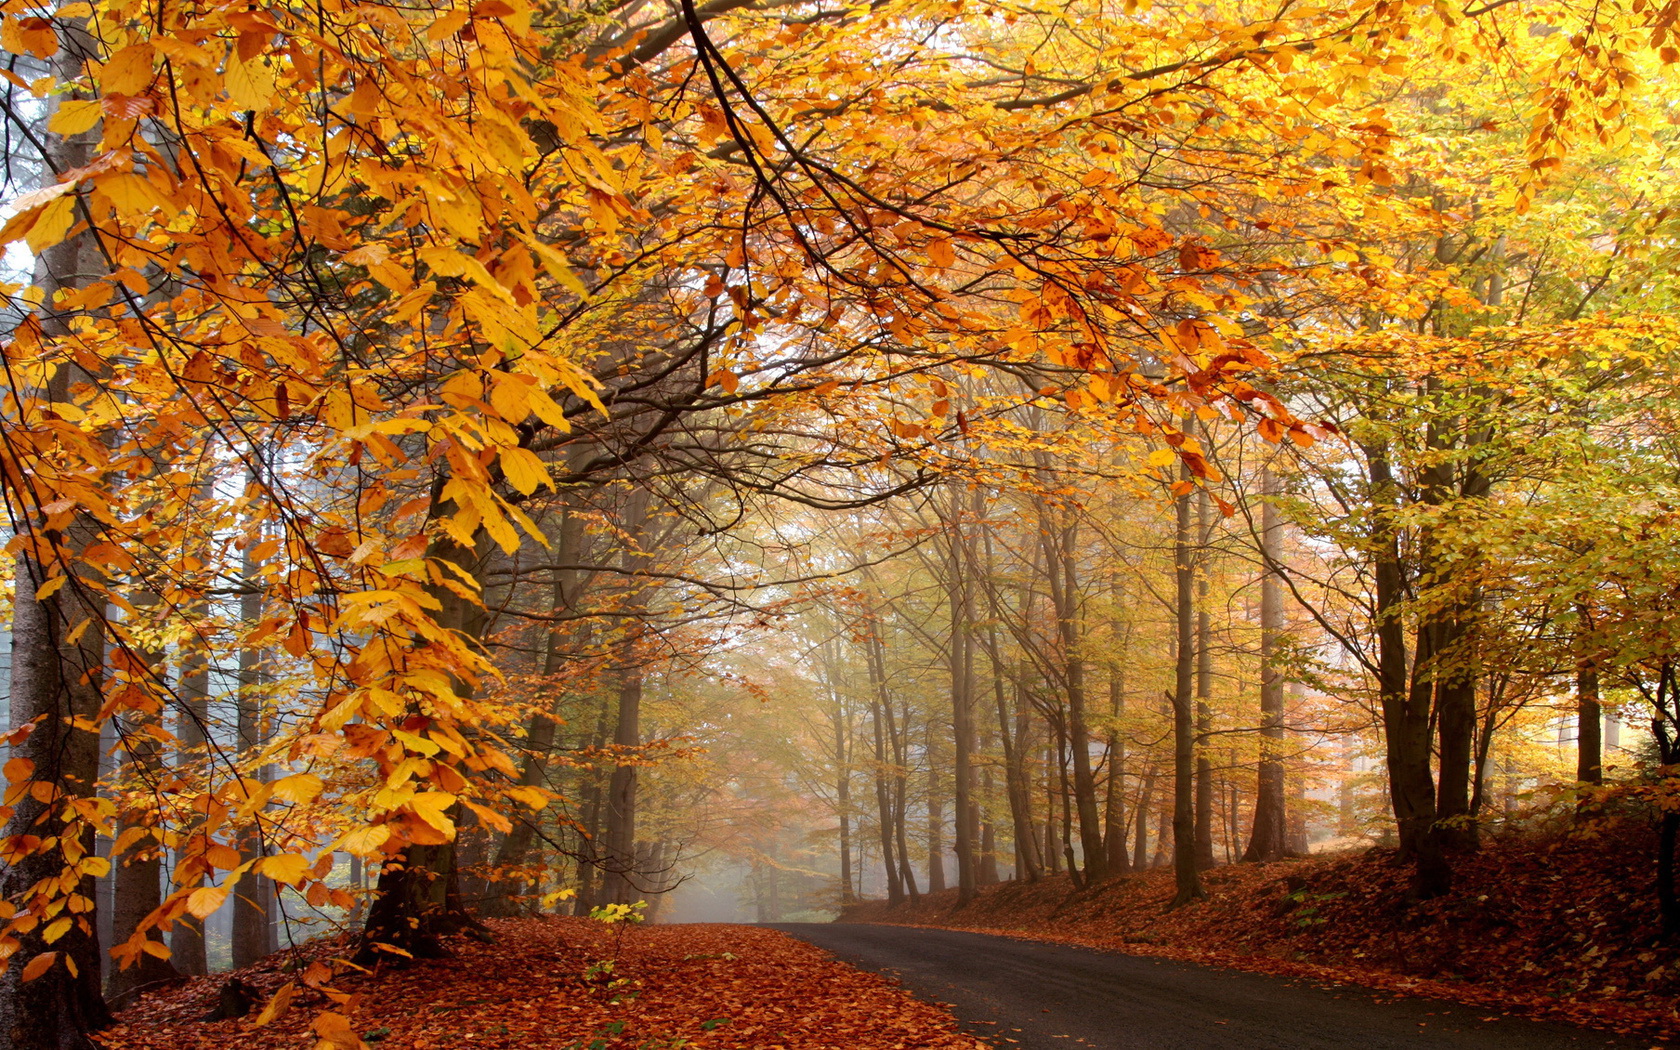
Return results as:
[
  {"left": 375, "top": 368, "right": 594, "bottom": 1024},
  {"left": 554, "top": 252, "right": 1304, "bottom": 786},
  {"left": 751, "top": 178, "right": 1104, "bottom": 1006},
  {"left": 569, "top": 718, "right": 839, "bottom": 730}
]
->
[{"left": 0, "top": 0, "right": 1678, "bottom": 1045}]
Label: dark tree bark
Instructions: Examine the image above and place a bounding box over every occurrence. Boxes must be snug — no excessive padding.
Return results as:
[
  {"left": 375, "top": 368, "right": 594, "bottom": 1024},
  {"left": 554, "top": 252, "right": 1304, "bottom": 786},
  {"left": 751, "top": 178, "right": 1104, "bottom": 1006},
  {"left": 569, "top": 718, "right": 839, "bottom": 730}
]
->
[
  {"left": 1103, "top": 576, "right": 1130, "bottom": 875},
  {"left": 1193, "top": 488, "right": 1216, "bottom": 872},
  {"left": 0, "top": 42, "right": 115, "bottom": 1043},
  {"left": 600, "top": 488, "right": 653, "bottom": 907},
  {"left": 106, "top": 594, "right": 180, "bottom": 1006},
  {"left": 230, "top": 542, "right": 273, "bottom": 968},
  {"left": 866, "top": 643, "right": 904, "bottom": 903},
  {"left": 1366, "top": 442, "right": 1451, "bottom": 897},
  {"left": 1169, "top": 467, "right": 1207, "bottom": 908},
  {"left": 946, "top": 495, "right": 978, "bottom": 904},
  {"left": 169, "top": 626, "right": 210, "bottom": 977},
  {"left": 571, "top": 696, "right": 612, "bottom": 915},
  {"left": 1132, "top": 762, "right": 1156, "bottom": 872},
  {"left": 926, "top": 723, "right": 947, "bottom": 893},
  {"left": 1577, "top": 662, "right": 1603, "bottom": 786},
  {"left": 483, "top": 509, "right": 588, "bottom": 917},
  {"left": 1244, "top": 468, "right": 1288, "bottom": 862},
  {"left": 1039, "top": 505, "right": 1105, "bottom": 884}
]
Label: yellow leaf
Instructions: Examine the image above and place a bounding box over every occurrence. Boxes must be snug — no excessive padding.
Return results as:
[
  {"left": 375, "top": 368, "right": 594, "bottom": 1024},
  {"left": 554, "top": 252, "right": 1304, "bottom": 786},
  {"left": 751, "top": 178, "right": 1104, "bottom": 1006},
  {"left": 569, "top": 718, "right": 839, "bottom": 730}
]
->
[
  {"left": 99, "top": 42, "right": 154, "bottom": 95},
  {"left": 24, "top": 196, "right": 76, "bottom": 254},
  {"left": 34, "top": 575, "right": 65, "bottom": 600},
  {"left": 256, "top": 854, "right": 310, "bottom": 886},
  {"left": 499, "top": 447, "right": 550, "bottom": 496},
  {"left": 96, "top": 173, "right": 175, "bottom": 221},
  {"left": 505, "top": 784, "right": 548, "bottom": 810},
  {"left": 410, "top": 791, "right": 456, "bottom": 835},
  {"left": 41, "top": 917, "right": 70, "bottom": 944},
  {"left": 489, "top": 375, "right": 530, "bottom": 424},
  {"left": 335, "top": 826, "right": 390, "bottom": 855},
  {"left": 185, "top": 886, "right": 226, "bottom": 920},
  {"left": 4, "top": 758, "right": 33, "bottom": 783},
  {"left": 224, "top": 55, "right": 275, "bottom": 111},
  {"left": 47, "top": 99, "right": 101, "bottom": 136},
  {"left": 272, "top": 773, "right": 324, "bottom": 804},
  {"left": 252, "top": 981, "right": 295, "bottom": 1027},
  {"left": 427, "top": 7, "right": 471, "bottom": 41},
  {"left": 1146, "top": 448, "right": 1176, "bottom": 468}
]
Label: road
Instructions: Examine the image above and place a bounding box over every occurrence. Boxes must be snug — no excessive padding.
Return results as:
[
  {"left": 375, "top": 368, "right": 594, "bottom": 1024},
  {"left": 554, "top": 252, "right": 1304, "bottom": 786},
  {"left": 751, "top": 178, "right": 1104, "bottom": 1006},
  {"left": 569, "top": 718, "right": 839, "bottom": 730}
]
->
[{"left": 768, "top": 924, "right": 1660, "bottom": 1050}]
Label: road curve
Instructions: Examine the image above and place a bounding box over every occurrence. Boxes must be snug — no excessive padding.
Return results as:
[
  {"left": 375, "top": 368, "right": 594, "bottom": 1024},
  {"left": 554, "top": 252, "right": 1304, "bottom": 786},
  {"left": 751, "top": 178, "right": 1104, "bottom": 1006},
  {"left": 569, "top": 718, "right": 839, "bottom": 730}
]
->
[{"left": 768, "top": 923, "right": 1659, "bottom": 1050}]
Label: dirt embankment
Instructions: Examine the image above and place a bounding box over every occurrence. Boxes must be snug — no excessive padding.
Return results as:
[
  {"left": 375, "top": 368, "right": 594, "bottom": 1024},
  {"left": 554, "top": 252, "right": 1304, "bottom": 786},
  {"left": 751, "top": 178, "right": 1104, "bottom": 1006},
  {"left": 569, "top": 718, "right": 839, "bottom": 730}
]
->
[{"left": 841, "top": 822, "right": 1680, "bottom": 1040}]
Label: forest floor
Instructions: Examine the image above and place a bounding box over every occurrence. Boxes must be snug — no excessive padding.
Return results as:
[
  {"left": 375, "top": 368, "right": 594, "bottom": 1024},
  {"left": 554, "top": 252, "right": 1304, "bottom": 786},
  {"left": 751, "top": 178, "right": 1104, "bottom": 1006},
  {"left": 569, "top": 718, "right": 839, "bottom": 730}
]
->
[
  {"left": 91, "top": 918, "right": 986, "bottom": 1050},
  {"left": 842, "top": 819, "right": 1680, "bottom": 1043}
]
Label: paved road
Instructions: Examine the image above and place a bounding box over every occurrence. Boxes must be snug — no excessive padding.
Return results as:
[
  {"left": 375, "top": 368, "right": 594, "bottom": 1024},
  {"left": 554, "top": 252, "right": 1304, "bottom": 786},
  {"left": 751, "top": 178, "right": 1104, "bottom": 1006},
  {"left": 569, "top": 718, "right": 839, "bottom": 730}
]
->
[{"left": 769, "top": 924, "right": 1661, "bottom": 1050}]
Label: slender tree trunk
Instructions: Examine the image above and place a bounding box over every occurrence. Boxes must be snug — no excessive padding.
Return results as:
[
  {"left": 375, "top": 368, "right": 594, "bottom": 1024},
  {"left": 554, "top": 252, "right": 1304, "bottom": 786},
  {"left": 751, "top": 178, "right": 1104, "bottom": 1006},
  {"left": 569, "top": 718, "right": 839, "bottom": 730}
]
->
[
  {"left": 868, "top": 689, "right": 903, "bottom": 903},
  {"left": 833, "top": 668, "right": 854, "bottom": 905},
  {"left": 1170, "top": 467, "right": 1206, "bottom": 907},
  {"left": 926, "top": 723, "right": 946, "bottom": 893},
  {"left": 1245, "top": 468, "right": 1288, "bottom": 861},
  {"left": 231, "top": 537, "right": 273, "bottom": 968},
  {"left": 1104, "top": 577, "right": 1130, "bottom": 874},
  {"left": 106, "top": 593, "right": 180, "bottom": 1005},
  {"left": 1040, "top": 508, "right": 1106, "bottom": 884},
  {"left": 993, "top": 647, "right": 1042, "bottom": 883},
  {"left": 978, "top": 765, "right": 1000, "bottom": 887},
  {"left": 1577, "top": 663, "right": 1602, "bottom": 786},
  {"left": 572, "top": 696, "right": 612, "bottom": 915},
  {"left": 1132, "top": 763, "right": 1156, "bottom": 872},
  {"left": 1194, "top": 488, "right": 1216, "bottom": 872},
  {"left": 168, "top": 605, "right": 211, "bottom": 976},
  {"left": 947, "top": 516, "right": 977, "bottom": 904},
  {"left": 1042, "top": 737, "right": 1060, "bottom": 875},
  {"left": 601, "top": 488, "right": 654, "bottom": 906},
  {"left": 886, "top": 685, "right": 919, "bottom": 901}
]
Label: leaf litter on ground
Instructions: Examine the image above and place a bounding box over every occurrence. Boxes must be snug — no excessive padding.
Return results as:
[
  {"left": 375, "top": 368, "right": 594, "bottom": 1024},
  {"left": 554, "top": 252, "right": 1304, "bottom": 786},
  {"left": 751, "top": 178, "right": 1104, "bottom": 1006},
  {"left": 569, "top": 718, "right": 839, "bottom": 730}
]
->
[{"left": 94, "top": 918, "right": 989, "bottom": 1050}]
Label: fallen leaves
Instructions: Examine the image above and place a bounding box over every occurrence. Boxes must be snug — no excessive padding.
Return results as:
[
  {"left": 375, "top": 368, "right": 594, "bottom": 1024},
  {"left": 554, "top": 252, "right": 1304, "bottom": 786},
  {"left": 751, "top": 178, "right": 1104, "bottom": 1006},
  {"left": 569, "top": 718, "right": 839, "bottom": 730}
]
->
[{"left": 94, "top": 918, "right": 988, "bottom": 1050}]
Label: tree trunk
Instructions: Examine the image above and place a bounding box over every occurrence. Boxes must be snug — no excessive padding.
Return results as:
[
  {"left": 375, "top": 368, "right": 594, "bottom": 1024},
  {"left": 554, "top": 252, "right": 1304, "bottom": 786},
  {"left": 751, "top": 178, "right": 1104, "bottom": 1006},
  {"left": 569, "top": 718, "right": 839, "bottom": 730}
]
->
[
  {"left": 833, "top": 668, "right": 854, "bottom": 906},
  {"left": 1132, "top": 763, "right": 1155, "bottom": 872},
  {"left": 868, "top": 690, "right": 903, "bottom": 903},
  {"left": 1104, "top": 577, "right": 1130, "bottom": 874},
  {"left": 1244, "top": 468, "right": 1288, "bottom": 862},
  {"left": 992, "top": 647, "right": 1042, "bottom": 884},
  {"left": 106, "top": 595, "right": 180, "bottom": 1005},
  {"left": 600, "top": 487, "right": 653, "bottom": 907},
  {"left": 1039, "top": 508, "right": 1105, "bottom": 884},
  {"left": 572, "top": 696, "right": 612, "bottom": 915},
  {"left": 946, "top": 488, "right": 981, "bottom": 903},
  {"left": 887, "top": 686, "right": 919, "bottom": 901},
  {"left": 168, "top": 600, "right": 212, "bottom": 975},
  {"left": 484, "top": 509, "right": 587, "bottom": 916},
  {"left": 1577, "top": 662, "right": 1602, "bottom": 786},
  {"left": 1367, "top": 441, "right": 1450, "bottom": 897},
  {"left": 926, "top": 723, "right": 947, "bottom": 893},
  {"left": 231, "top": 537, "right": 273, "bottom": 969},
  {"left": 1170, "top": 467, "right": 1207, "bottom": 907},
  {"left": 1194, "top": 489, "right": 1216, "bottom": 872},
  {"left": 0, "top": 45, "right": 115, "bottom": 1042}
]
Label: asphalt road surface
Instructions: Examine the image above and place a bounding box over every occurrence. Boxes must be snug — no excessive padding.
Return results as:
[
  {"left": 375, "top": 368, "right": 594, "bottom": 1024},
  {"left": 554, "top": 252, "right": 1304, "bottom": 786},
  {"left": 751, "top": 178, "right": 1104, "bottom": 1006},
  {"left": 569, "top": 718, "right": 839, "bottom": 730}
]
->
[{"left": 768, "top": 924, "right": 1662, "bottom": 1050}]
